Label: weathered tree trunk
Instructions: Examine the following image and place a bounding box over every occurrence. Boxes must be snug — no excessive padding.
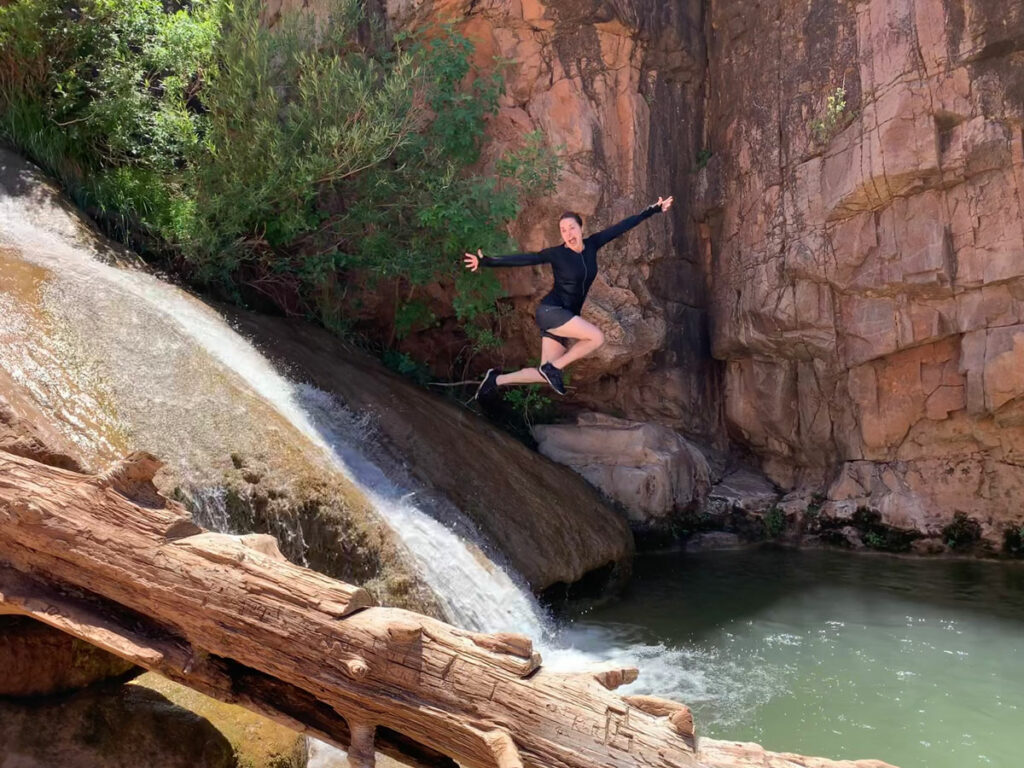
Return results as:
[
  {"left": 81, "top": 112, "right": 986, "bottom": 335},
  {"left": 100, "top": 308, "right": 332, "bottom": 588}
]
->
[{"left": 0, "top": 451, "right": 697, "bottom": 768}]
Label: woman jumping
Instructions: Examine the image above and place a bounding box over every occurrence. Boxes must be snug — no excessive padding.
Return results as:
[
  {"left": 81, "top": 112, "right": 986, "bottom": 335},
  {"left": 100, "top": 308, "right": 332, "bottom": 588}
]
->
[{"left": 463, "top": 195, "right": 673, "bottom": 398}]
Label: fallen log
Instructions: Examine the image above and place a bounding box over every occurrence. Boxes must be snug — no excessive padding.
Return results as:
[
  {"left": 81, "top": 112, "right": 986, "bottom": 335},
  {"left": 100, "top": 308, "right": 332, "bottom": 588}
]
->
[{"left": 0, "top": 451, "right": 697, "bottom": 768}]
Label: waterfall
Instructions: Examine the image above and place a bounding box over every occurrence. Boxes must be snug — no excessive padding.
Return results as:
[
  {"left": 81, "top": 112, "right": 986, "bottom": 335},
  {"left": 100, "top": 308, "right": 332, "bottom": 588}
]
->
[{"left": 0, "top": 167, "right": 547, "bottom": 639}]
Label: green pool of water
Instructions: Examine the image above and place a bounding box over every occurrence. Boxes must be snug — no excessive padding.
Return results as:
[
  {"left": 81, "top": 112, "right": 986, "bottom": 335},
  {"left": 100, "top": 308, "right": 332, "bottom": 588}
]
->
[{"left": 561, "top": 548, "right": 1024, "bottom": 768}]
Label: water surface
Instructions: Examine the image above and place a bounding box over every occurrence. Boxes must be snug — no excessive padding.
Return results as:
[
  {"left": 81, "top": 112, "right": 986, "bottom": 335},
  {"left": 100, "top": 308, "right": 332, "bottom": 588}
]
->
[{"left": 560, "top": 548, "right": 1024, "bottom": 768}]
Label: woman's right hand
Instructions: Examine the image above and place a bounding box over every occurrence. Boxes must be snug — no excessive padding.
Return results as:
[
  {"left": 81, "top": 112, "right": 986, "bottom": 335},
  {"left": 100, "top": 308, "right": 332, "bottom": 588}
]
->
[{"left": 463, "top": 249, "right": 483, "bottom": 272}]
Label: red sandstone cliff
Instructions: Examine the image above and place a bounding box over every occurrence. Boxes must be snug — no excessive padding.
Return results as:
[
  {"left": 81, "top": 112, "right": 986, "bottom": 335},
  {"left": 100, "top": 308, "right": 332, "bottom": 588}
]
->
[
  {"left": 700, "top": 0, "right": 1024, "bottom": 541},
  {"left": 370, "top": 0, "right": 1024, "bottom": 545}
]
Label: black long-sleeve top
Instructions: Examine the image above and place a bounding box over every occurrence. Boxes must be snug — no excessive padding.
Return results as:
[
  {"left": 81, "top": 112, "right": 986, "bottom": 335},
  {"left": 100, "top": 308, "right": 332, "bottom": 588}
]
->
[{"left": 480, "top": 203, "right": 662, "bottom": 315}]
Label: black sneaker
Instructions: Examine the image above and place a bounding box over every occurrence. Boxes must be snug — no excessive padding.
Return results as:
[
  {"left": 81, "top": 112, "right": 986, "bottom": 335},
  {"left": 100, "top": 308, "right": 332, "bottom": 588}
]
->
[
  {"left": 474, "top": 368, "right": 500, "bottom": 400},
  {"left": 538, "top": 362, "right": 566, "bottom": 395}
]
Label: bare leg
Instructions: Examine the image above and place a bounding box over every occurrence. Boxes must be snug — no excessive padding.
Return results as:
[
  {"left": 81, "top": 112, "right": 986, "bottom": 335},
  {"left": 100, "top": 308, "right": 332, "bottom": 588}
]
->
[
  {"left": 496, "top": 337, "right": 567, "bottom": 386},
  {"left": 543, "top": 316, "right": 604, "bottom": 369}
]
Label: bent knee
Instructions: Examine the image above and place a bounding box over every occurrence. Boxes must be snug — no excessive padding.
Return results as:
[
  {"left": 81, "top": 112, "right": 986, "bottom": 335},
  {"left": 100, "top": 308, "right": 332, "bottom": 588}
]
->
[{"left": 590, "top": 329, "right": 606, "bottom": 347}]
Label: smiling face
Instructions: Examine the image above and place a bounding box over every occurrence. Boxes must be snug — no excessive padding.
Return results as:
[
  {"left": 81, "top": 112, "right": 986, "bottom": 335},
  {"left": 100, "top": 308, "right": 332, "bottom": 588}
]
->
[{"left": 559, "top": 215, "right": 583, "bottom": 251}]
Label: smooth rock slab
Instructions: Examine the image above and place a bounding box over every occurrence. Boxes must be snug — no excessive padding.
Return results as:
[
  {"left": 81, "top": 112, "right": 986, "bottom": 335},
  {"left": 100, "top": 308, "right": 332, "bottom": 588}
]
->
[{"left": 533, "top": 412, "right": 712, "bottom": 526}]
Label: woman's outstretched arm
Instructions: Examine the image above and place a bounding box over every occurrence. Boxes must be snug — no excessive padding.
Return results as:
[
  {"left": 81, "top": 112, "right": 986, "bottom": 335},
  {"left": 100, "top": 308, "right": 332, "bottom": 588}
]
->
[
  {"left": 587, "top": 195, "right": 674, "bottom": 250},
  {"left": 463, "top": 247, "right": 553, "bottom": 271}
]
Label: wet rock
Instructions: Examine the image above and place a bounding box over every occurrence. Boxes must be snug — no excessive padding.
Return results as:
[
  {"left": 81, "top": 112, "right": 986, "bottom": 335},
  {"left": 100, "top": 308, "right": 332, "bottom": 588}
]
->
[
  {"left": 136, "top": 674, "right": 307, "bottom": 768},
  {"left": 708, "top": 468, "right": 780, "bottom": 516},
  {"left": 227, "top": 310, "right": 635, "bottom": 594},
  {"left": 910, "top": 538, "right": 947, "bottom": 556},
  {"left": 838, "top": 526, "right": 866, "bottom": 550},
  {"left": 0, "top": 365, "right": 84, "bottom": 472}
]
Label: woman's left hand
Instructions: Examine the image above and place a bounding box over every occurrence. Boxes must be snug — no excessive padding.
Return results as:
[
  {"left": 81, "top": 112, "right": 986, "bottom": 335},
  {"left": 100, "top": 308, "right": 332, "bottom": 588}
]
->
[{"left": 656, "top": 195, "right": 674, "bottom": 212}]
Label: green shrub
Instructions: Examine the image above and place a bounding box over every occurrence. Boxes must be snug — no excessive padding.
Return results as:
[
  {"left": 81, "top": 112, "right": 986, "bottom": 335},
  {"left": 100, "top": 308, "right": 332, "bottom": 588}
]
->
[
  {"left": 853, "top": 506, "right": 918, "bottom": 552},
  {"left": 382, "top": 349, "right": 431, "bottom": 385},
  {"left": 1003, "top": 525, "right": 1024, "bottom": 557},
  {"left": 0, "top": 0, "right": 222, "bottom": 233},
  {"left": 0, "top": 0, "right": 560, "bottom": 350},
  {"left": 806, "top": 491, "right": 826, "bottom": 517},
  {"left": 810, "top": 85, "right": 847, "bottom": 144},
  {"left": 763, "top": 505, "right": 786, "bottom": 539},
  {"left": 502, "top": 386, "right": 553, "bottom": 429},
  {"left": 942, "top": 511, "right": 982, "bottom": 551},
  {"left": 864, "top": 531, "right": 885, "bottom": 549}
]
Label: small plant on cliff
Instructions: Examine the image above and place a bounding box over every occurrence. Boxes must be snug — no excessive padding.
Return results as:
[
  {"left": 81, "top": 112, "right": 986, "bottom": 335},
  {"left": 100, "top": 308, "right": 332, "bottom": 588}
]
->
[
  {"left": 393, "top": 299, "right": 437, "bottom": 341},
  {"left": 853, "top": 505, "right": 919, "bottom": 552},
  {"left": 382, "top": 349, "right": 432, "bottom": 386},
  {"left": 763, "top": 505, "right": 786, "bottom": 539},
  {"left": 810, "top": 86, "right": 847, "bottom": 144},
  {"left": 864, "top": 531, "right": 885, "bottom": 549},
  {"left": 502, "top": 386, "right": 554, "bottom": 430},
  {"left": 1003, "top": 525, "right": 1024, "bottom": 557},
  {"left": 942, "top": 511, "right": 982, "bottom": 551},
  {"left": 806, "top": 491, "right": 826, "bottom": 517}
]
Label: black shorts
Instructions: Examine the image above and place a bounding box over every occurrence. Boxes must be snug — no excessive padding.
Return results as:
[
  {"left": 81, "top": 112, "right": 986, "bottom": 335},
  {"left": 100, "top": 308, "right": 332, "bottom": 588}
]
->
[{"left": 535, "top": 303, "right": 576, "bottom": 346}]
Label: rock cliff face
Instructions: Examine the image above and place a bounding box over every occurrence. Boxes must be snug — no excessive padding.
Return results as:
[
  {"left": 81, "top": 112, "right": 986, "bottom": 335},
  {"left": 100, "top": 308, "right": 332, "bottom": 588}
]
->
[
  {"left": 701, "top": 0, "right": 1024, "bottom": 541},
  {"left": 383, "top": 0, "right": 722, "bottom": 444},
  {"left": 374, "top": 0, "right": 1024, "bottom": 544}
]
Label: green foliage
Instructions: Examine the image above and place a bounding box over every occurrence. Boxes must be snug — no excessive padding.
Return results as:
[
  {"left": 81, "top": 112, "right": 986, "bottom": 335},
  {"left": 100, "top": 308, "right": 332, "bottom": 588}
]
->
[
  {"left": 382, "top": 349, "right": 431, "bottom": 385},
  {"left": 180, "top": 0, "right": 431, "bottom": 268},
  {"left": 810, "top": 85, "right": 847, "bottom": 144},
  {"left": 805, "top": 491, "right": 826, "bottom": 517},
  {"left": 695, "top": 148, "right": 713, "bottom": 170},
  {"left": 0, "top": 0, "right": 221, "bottom": 231},
  {"left": 864, "top": 531, "right": 885, "bottom": 549},
  {"left": 852, "top": 506, "right": 918, "bottom": 552},
  {"left": 0, "top": 0, "right": 561, "bottom": 358},
  {"left": 942, "top": 511, "right": 982, "bottom": 551},
  {"left": 1004, "top": 525, "right": 1024, "bottom": 557},
  {"left": 464, "top": 323, "right": 503, "bottom": 352},
  {"left": 496, "top": 130, "right": 562, "bottom": 195},
  {"left": 763, "top": 505, "right": 786, "bottom": 539},
  {"left": 502, "top": 385, "right": 553, "bottom": 429},
  {"left": 393, "top": 299, "right": 436, "bottom": 340}
]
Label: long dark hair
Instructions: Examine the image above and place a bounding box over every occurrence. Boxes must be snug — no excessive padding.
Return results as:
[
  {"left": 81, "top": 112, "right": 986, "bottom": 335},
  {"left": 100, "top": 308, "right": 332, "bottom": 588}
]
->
[{"left": 559, "top": 211, "right": 582, "bottom": 226}]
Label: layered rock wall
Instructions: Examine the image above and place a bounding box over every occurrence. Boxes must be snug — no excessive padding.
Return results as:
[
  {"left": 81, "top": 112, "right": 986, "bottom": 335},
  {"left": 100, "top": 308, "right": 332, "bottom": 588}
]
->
[
  {"left": 277, "top": 1, "right": 1024, "bottom": 541},
  {"left": 700, "top": 0, "right": 1024, "bottom": 539}
]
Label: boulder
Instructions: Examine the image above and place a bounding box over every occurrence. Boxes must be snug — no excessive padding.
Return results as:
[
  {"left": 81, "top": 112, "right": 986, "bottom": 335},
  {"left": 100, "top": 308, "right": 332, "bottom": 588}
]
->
[
  {"left": 533, "top": 412, "right": 712, "bottom": 527},
  {"left": 0, "top": 683, "right": 236, "bottom": 768},
  {"left": 707, "top": 469, "right": 780, "bottom": 516},
  {"left": 0, "top": 616, "right": 136, "bottom": 697}
]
